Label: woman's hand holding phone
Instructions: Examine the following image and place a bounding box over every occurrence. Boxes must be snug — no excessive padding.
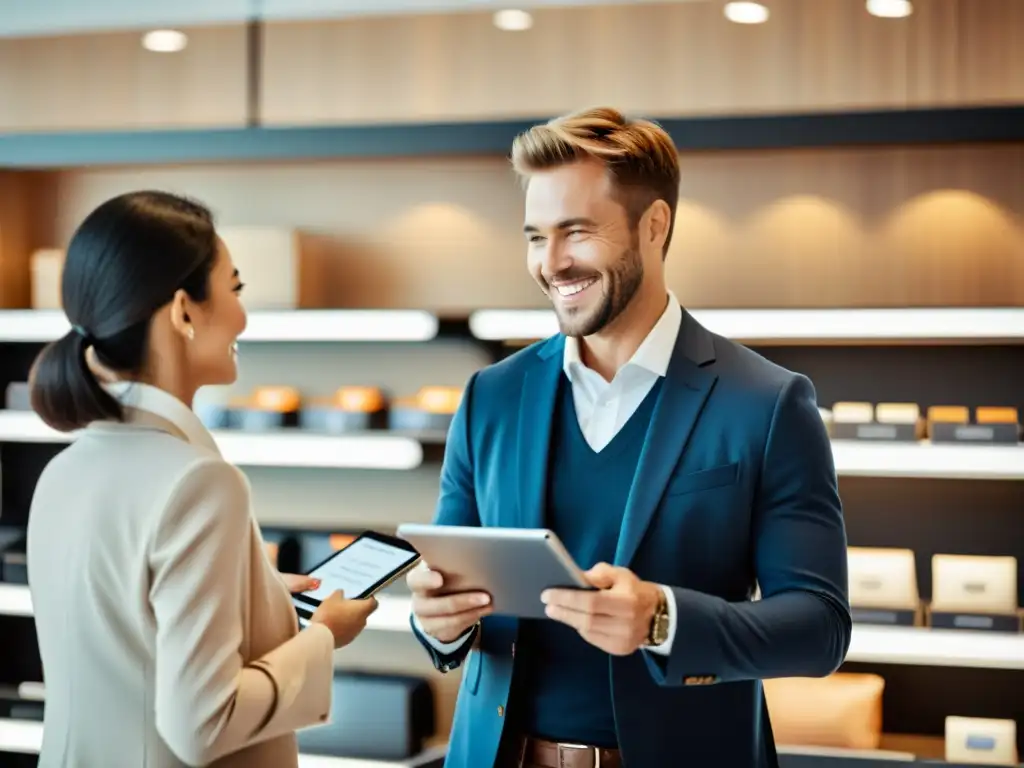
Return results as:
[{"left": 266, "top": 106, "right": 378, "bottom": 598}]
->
[{"left": 310, "top": 590, "right": 379, "bottom": 649}]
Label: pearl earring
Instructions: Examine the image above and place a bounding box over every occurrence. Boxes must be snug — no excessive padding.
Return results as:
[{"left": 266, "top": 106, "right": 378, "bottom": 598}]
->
[{"left": 187, "top": 326, "right": 195, "bottom": 341}]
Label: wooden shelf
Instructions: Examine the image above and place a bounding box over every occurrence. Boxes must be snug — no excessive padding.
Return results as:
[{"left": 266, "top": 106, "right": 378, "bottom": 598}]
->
[
  {"left": 2, "top": 412, "right": 1019, "bottom": 479},
  {"left": 0, "top": 718, "right": 446, "bottom": 765},
  {"left": 468, "top": 307, "right": 1024, "bottom": 346}
]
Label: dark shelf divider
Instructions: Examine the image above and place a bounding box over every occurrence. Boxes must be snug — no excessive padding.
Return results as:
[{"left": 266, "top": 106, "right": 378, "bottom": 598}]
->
[{"left": 0, "top": 106, "right": 1021, "bottom": 169}]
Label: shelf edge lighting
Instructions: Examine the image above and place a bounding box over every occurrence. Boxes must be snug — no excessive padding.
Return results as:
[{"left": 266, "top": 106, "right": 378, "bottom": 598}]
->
[
  {"left": 0, "top": 718, "right": 447, "bottom": 766},
  {"left": 0, "top": 310, "right": 440, "bottom": 343},
  {"left": 0, "top": 413, "right": 424, "bottom": 471},
  {"left": 0, "top": 584, "right": 410, "bottom": 632},
  {"left": 467, "top": 307, "right": 1024, "bottom": 343}
]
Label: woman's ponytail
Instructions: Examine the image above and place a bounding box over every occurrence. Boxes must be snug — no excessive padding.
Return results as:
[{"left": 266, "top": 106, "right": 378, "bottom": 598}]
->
[{"left": 29, "top": 330, "right": 124, "bottom": 433}]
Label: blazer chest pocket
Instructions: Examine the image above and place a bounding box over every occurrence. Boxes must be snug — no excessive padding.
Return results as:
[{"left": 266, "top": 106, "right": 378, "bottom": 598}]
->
[{"left": 665, "top": 461, "right": 739, "bottom": 497}]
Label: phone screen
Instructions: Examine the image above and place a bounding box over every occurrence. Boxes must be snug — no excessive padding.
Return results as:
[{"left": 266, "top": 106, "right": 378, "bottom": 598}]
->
[{"left": 292, "top": 532, "right": 419, "bottom": 618}]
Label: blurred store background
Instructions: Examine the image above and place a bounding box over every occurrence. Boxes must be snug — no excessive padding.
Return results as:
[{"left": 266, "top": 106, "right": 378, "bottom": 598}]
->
[{"left": 0, "top": 1, "right": 1022, "bottom": 766}]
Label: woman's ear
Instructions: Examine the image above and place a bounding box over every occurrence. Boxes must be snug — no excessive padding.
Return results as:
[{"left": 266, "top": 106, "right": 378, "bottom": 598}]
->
[{"left": 168, "top": 289, "right": 193, "bottom": 341}]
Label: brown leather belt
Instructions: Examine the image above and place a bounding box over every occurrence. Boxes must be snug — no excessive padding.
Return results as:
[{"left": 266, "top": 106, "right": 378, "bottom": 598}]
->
[{"left": 511, "top": 735, "right": 622, "bottom": 768}]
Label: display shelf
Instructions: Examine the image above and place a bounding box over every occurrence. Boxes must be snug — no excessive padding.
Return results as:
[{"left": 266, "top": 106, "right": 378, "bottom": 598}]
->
[
  {"left": 2, "top": 411, "right": 1020, "bottom": 479},
  {"left": 468, "top": 307, "right": 1024, "bottom": 345},
  {"left": 846, "top": 625, "right": 1024, "bottom": 671},
  {"left": 0, "top": 310, "right": 440, "bottom": 344},
  {"left": 9, "top": 588, "right": 1021, "bottom": 671},
  {"left": 0, "top": 718, "right": 446, "bottom": 766},
  {"left": 829, "top": 441, "right": 1024, "bottom": 481},
  {"left": 778, "top": 743, "right": 917, "bottom": 762},
  {"left": 0, "top": 585, "right": 31, "bottom": 618},
  {"left": 0, "top": 411, "right": 434, "bottom": 470},
  {"left": 0, "top": 585, "right": 412, "bottom": 634}
]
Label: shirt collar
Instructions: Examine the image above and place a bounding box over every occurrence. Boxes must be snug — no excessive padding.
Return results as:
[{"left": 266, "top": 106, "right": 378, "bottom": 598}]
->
[
  {"left": 563, "top": 291, "right": 682, "bottom": 380},
  {"left": 100, "top": 381, "right": 221, "bottom": 456}
]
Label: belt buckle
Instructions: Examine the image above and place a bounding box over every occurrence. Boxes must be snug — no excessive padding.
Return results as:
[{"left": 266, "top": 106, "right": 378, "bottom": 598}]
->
[{"left": 558, "top": 742, "right": 601, "bottom": 768}]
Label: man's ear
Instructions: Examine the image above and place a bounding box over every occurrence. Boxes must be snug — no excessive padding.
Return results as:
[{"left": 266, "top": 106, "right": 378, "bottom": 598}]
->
[
  {"left": 168, "top": 289, "right": 193, "bottom": 341},
  {"left": 640, "top": 199, "right": 672, "bottom": 254}
]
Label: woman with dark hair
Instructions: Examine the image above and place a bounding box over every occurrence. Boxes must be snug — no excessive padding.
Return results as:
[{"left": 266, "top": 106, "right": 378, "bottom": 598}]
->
[{"left": 26, "top": 191, "right": 375, "bottom": 768}]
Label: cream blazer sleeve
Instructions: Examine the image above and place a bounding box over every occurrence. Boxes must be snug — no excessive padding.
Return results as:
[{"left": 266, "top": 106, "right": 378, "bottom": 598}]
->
[{"left": 148, "top": 458, "right": 335, "bottom": 767}]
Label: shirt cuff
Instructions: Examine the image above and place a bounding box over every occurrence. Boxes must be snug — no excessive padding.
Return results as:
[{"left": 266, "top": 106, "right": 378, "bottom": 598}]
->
[
  {"left": 643, "top": 584, "right": 677, "bottom": 656},
  {"left": 413, "top": 613, "right": 476, "bottom": 654}
]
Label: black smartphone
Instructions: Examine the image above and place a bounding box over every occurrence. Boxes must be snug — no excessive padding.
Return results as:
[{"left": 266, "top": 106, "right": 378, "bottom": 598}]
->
[{"left": 291, "top": 530, "right": 420, "bottom": 623}]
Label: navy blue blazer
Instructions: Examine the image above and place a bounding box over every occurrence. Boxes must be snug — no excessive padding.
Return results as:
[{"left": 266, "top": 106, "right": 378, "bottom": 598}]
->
[{"left": 412, "top": 307, "right": 852, "bottom": 768}]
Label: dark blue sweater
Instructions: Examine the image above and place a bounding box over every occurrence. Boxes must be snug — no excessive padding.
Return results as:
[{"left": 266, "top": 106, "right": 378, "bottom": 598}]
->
[{"left": 508, "top": 375, "right": 662, "bottom": 747}]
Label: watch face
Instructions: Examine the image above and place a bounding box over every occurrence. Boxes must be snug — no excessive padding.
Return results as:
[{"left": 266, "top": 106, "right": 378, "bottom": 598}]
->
[{"left": 655, "top": 615, "right": 670, "bottom": 644}]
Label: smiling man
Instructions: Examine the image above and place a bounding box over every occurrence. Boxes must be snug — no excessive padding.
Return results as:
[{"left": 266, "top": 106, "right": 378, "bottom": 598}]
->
[{"left": 408, "top": 106, "right": 852, "bottom": 768}]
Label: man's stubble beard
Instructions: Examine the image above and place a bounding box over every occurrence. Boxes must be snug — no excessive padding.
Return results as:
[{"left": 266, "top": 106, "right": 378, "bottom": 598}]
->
[{"left": 555, "top": 244, "right": 644, "bottom": 339}]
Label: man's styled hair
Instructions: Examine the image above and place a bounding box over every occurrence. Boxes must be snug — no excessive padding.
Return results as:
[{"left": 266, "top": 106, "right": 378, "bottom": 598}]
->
[{"left": 510, "top": 106, "right": 681, "bottom": 256}]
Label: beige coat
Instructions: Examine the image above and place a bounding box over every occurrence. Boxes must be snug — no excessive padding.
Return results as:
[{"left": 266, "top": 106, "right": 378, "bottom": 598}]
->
[{"left": 27, "top": 382, "right": 335, "bottom": 768}]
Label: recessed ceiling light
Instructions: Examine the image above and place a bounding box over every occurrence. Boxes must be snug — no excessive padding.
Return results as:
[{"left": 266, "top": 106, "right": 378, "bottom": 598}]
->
[
  {"left": 142, "top": 29, "right": 188, "bottom": 53},
  {"left": 493, "top": 9, "right": 533, "bottom": 32},
  {"left": 866, "top": 0, "right": 913, "bottom": 18},
  {"left": 724, "top": 2, "right": 770, "bottom": 24}
]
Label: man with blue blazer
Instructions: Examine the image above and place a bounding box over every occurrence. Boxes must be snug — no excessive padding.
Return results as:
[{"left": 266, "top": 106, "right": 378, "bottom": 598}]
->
[{"left": 407, "top": 106, "right": 852, "bottom": 768}]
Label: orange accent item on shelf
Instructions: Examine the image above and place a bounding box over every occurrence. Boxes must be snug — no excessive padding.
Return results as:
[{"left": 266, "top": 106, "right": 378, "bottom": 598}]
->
[
  {"left": 764, "top": 673, "right": 885, "bottom": 751},
  {"left": 927, "top": 405, "right": 969, "bottom": 424},
  {"left": 330, "top": 534, "right": 356, "bottom": 551},
  {"left": 416, "top": 386, "right": 462, "bottom": 414},
  {"left": 976, "top": 407, "right": 1019, "bottom": 425},
  {"left": 252, "top": 386, "right": 301, "bottom": 412},
  {"left": 333, "top": 386, "right": 386, "bottom": 413}
]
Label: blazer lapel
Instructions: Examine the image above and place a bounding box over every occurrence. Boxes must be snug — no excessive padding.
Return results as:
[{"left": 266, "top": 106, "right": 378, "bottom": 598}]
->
[
  {"left": 516, "top": 336, "right": 565, "bottom": 530},
  {"left": 614, "top": 310, "right": 719, "bottom": 567}
]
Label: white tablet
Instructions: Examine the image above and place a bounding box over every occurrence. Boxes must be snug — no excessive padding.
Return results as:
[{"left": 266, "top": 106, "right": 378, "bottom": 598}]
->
[{"left": 395, "top": 524, "right": 594, "bottom": 620}]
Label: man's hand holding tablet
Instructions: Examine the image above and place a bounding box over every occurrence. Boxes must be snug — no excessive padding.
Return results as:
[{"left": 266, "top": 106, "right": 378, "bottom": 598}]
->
[
  {"left": 398, "top": 524, "right": 595, "bottom": 638},
  {"left": 407, "top": 562, "right": 493, "bottom": 643}
]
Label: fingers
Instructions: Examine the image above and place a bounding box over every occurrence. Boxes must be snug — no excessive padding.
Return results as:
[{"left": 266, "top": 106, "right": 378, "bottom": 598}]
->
[
  {"left": 281, "top": 573, "right": 322, "bottom": 593},
  {"left": 355, "top": 596, "right": 379, "bottom": 616},
  {"left": 585, "top": 562, "right": 620, "bottom": 589},
  {"left": 406, "top": 562, "right": 444, "bottom": 593},
  {"left": 543, "top": 602, "right": 627, "bottom": 639},
  {"left": 418, "top": 607, "right": 491, "bottom": 641},
  {"left": 542, "top": 586, "right": 641, "bottom": 619},
  {"left": 412, "top": 591, "right": 490, "bottom": 618}
]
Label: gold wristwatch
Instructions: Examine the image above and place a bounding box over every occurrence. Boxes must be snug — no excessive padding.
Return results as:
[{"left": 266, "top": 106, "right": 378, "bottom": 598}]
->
[{"left": 646, "top": 590, "right": 670, "bottom": 647}]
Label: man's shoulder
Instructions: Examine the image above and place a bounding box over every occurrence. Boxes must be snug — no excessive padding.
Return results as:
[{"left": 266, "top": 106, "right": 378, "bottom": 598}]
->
[
  {"left": 473, "top": 334, "right": 561, "bottom": 389},
  {"left": 705, "top": 332, "right": 807, "bottom": 404}
]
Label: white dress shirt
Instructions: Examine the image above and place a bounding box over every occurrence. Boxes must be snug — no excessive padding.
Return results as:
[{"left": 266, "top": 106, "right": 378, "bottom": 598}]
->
[{"left": 420, "top": 293, "right": 683, "bottom": 656}]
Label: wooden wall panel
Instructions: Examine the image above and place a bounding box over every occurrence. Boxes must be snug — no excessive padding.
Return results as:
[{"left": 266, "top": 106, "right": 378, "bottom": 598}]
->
[
  {"left": 0, "top": 25, "right": 249, "bottom": 132},
  {"left": 0, "top": 173, "right": 35, "bottom": 308},
  {"left": 259, "top": 0, "right": 1024, "bottom": 127},
  {"left": 21, "top": 142, "right": 1023, "bottom": 312}
]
